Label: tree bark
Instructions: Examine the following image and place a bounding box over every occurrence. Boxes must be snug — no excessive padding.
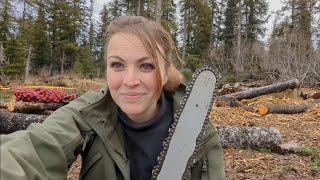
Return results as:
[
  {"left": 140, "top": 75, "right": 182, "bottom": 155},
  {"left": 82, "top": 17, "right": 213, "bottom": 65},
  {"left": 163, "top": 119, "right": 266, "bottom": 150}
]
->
[
  {"left": 137, "top": 0, "right": 141, "bottom": 16},
  {"left": 235, "top": 0, "right": 242, "bottom": 71},
  {"left": 217, "top": 79, "right": 300, "bottom": 101},
  {"left": 258, "top": 99, "right": 320, "bottom": 116},
  {"left": 60, "top": 50, "right": 65, "bottom": 76},
  {"left": 0, "top": 101, "right": 65, "bottom": 113},
  {"left": 216, "top": 126, "right": 281, "bottom": 149},
  {"left": 24, "top": 45, "right": 32, "bottom": 83},
  {"left": 0, "top": 43, "right": 7, "bottom": 85}
]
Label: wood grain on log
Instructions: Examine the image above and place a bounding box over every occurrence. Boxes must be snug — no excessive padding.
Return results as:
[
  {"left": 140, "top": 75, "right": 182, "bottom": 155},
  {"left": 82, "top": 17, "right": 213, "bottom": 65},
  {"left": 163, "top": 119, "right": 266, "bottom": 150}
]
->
[{"left": 217, "top": 79, "right": 300, "bottom": 101}]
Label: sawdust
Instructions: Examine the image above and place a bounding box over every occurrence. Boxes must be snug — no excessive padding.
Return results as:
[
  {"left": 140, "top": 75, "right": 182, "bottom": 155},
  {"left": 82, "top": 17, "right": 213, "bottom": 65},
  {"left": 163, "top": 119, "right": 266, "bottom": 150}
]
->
[{"left": 211, "top": 90, "right": 320, "bottom": 179}]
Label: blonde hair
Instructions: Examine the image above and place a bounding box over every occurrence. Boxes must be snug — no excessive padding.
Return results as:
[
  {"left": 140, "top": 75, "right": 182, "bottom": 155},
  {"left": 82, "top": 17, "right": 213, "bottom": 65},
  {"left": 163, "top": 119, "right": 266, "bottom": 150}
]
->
[{"left": 105, "top": 16, "right": 184, "bottom": 97}]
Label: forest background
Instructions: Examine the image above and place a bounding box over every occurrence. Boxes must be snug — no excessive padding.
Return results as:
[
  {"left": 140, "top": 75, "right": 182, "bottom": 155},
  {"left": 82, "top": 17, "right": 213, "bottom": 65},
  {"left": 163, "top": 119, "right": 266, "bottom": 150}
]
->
[{"left": 0, "top": 0, "right": 319, "bottom": 85}]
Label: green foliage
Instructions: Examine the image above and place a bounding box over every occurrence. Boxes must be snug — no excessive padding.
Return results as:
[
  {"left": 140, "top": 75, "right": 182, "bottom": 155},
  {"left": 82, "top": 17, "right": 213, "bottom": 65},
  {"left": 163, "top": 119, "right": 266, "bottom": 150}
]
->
[
  {"left": 180, "top": 0, "right": 211, "bottom": 57},
  {"left": 223, "top": 0, "right": 237, "bottom": 55},
  {"left": 243, "top": 0, "right": 268, "bottom": 42},
  {"left": 184, "top": 54, "right": 203, "bottom": 71},
  {"left": 73, "top": 45, "right": 96, "bottom": 77}
]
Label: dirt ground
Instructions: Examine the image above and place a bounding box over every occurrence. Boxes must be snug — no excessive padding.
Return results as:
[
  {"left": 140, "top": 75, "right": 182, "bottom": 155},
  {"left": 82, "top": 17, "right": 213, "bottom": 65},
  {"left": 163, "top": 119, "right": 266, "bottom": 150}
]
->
[{"left": 67, "top": 89, "right": 320, "bottom": 180}]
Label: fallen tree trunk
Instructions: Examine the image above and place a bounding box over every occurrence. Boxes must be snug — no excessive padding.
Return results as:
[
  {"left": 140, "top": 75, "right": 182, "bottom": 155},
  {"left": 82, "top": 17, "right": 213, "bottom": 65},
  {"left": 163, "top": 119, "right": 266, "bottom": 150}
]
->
[
  {"left": 0, "top": 110, "right": 47, "bottom": 133},
  {"left": 258, "top": 99, "right": 320, "bottom": 116},
  {"left": 0, "top": 101, "right": 65, "bottom": 113},
  {"left": 0, "top": 110, "right": 282, "bottom": 149},
  {"left": 216, "top": 126, "right": 281, "bottom": 149},
  {"left": 217, "top": 79, "right": 300, "bottom": 101}
]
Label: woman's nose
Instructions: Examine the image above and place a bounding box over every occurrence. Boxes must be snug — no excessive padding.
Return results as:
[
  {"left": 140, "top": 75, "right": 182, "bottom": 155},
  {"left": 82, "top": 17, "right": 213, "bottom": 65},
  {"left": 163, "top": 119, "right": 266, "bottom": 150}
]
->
[{"left": 123, "top": 68, "right": 140, "bottom": 87}]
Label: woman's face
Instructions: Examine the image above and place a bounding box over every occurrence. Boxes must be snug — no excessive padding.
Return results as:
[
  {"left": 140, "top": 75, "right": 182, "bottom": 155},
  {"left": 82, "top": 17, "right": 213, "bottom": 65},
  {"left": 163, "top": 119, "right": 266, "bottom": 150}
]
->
[{"left": 106, "top": 32, "right": 167, "bottom": 123}]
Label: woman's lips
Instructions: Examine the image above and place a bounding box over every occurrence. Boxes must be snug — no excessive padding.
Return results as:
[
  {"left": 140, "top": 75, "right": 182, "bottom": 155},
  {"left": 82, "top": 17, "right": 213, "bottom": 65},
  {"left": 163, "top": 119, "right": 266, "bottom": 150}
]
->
[{"left": 121, "top": 93, "right": 144, "bottom": 100}]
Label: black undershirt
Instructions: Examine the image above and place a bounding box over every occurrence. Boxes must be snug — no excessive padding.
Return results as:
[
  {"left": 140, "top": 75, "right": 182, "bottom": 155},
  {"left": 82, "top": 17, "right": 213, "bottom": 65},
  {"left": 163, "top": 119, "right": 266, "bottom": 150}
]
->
[{"left": 118, "top": 93, "right": 173, "bottom": 180}]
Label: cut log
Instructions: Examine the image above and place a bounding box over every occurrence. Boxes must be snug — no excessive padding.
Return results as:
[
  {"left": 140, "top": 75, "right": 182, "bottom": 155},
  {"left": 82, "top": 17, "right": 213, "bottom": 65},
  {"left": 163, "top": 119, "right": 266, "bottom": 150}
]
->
[
  {"left": 216, "top": 126, "right": 281, "bottom": 149},
  {"left": 217, "top": 79, "right": 300, "bottom": 101},
  {"left": 0, "top": 110, "right": 47, "bottom": 133},
  {"left": 258, "top": 99, "right": 320, "bottom": 116},
  {"left": 0, "top": 101, "right": 65, "bottom": 113}
]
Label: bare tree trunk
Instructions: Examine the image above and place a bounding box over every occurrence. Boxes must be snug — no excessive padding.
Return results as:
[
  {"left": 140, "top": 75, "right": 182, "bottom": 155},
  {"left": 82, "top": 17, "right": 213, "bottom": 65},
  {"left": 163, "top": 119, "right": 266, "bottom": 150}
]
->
[
  {"left": 235, "top": 0, "right": 242, "bottom": 71},
  {"left": 137, "top": 0, "right": 141, "bottom": 16},
  {"left": 217, "top": 79, "right": 300, "bottom": 101},
  {"left": 0, "top": 43, "right": 3, "bottom": 65},
  {"left": 155, "top": 0, "right": 162, "bottom": 23},
  {"left": 0, "top": 43, "right": 5, "bottom": 84},
  {"left": 60, "top": 50, "right": 65, "bottom": 76},
  {"left": 24, "top": 46, "right": 32, "bottom": 83},
  {"left": 182, "top": 5, "right": 188, "bottom": 59}
]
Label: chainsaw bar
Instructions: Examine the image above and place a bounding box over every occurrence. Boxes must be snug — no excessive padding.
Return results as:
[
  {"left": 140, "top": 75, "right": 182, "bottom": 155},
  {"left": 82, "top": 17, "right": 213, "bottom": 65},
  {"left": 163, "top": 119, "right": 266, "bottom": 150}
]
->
[{"left": 151, "top": 67, "right": 218, "bottom": 180}]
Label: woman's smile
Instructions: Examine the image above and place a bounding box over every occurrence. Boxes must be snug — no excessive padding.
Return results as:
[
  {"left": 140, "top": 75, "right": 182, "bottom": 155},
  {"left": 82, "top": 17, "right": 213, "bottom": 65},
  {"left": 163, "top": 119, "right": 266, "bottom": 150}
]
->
[{"left": 121, "top": 92, "right": 145, "bottom": 100}]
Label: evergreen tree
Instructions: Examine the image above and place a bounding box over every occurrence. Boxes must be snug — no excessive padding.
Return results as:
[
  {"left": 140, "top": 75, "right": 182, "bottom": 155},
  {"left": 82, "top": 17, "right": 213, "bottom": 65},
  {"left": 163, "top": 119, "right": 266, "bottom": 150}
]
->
[
  {"left": 223, "top": 0, "right": 237, "bottom": 57},
  {"left": 180, "top": 0, "right": 211, "bottom": 71},
  {"left": 47, "top": 0, "right": 87, "bottom": 74},
  {"left": 162, "top": 0, "right": 178, "bottom": 42},
  {"left": 243, "top": 0, "right": 268, "bottom": 42},
  {"left": 208, "top": 0, "right": 226, "bottom": 48},
  {"left": 31, "top": 1, "right": 51, "bottom": 70},
  {"left": 0, "top": 0, "right": 14, "bottom": 44}
]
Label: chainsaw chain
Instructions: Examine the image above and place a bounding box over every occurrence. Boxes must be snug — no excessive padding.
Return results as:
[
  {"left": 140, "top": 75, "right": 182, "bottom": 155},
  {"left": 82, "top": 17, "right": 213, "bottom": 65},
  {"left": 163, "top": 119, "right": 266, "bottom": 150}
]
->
[{"left": 151, "top": 66, "right": 220, "bottom": 180}]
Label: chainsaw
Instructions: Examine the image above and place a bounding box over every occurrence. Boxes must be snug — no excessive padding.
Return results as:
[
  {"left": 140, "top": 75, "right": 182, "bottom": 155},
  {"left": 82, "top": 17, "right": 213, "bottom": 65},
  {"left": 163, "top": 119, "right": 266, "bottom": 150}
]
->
[{"left": 151, "top": 66, "right": 218, "bottom": 180}]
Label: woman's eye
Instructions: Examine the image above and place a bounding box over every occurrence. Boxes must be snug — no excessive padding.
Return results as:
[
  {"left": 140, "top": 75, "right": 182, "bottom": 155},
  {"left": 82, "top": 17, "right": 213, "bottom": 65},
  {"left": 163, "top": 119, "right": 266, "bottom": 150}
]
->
[
  {"left": 140, "top": 63, "right": 155, "bottom": 72},
  {"left": 110, "top": 62, "right": 124, "bottom": 70}
]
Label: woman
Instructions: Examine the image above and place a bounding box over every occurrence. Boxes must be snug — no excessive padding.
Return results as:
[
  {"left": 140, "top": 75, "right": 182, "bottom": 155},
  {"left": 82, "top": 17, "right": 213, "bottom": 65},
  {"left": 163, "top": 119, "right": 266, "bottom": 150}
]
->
[{"left": 0, "top": 16, "right": 226, "bottom": 180}]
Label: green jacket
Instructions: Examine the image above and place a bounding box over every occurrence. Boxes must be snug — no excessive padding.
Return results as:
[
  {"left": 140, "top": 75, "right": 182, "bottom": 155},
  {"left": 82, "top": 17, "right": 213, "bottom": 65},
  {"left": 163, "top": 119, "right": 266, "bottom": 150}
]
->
[{"left": 0, "top": 86, "right": 226, "bottom": 180}]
